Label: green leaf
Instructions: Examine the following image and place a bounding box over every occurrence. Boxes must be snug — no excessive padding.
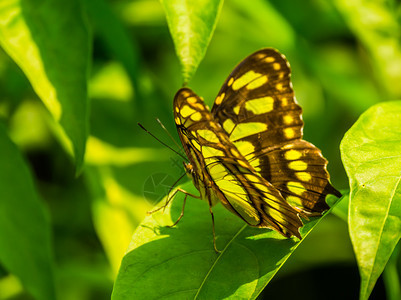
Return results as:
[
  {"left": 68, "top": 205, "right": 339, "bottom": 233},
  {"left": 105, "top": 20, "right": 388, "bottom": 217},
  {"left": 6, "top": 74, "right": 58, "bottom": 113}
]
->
[
  {"left": 0, "top": 0, "right": 90, "bottom": 171},
  {"left": 112, "top": 182, "right": 338, "bottom": 299},
  {"left": 0, "top": 123, "right": 56, "bottom": 300},
  {"left": 340, "top": 101, "right": 401, "bottom": 300},
  {"left": 160, "top": 0, "right": 224, "bottom": 83}
]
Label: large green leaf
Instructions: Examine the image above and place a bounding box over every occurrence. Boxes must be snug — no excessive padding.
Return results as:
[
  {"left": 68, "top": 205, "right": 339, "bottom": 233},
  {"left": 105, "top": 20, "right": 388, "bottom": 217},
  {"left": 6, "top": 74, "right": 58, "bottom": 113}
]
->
[
  {"left": 112, "top": 182, "right": 339, "bottom": 299},
  {"left": 340, "top": 101, "right": 401, "bottom": 300},
  {"left": 160, "top": 0, "right": 224, "bottom": 83},
  {"left": 0, "top": 123, "right": 56, "bottom": 300},
  {"left": 0, "top": 0, "right": 90, "bottom": 170}
]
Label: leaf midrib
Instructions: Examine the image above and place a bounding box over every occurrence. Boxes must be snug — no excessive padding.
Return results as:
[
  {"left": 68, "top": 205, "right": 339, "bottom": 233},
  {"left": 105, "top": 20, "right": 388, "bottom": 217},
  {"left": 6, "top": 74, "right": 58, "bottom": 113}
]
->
[{"left": 194, "top": 224, "right": 247, "bottom": 299}]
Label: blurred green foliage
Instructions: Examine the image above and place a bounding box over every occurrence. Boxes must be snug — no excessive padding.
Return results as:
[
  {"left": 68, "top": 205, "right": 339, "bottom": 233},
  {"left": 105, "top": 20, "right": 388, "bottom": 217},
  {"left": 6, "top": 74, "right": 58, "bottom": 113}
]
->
[{"left": 0, "top": 0, "right": 400, "bottom": 299}]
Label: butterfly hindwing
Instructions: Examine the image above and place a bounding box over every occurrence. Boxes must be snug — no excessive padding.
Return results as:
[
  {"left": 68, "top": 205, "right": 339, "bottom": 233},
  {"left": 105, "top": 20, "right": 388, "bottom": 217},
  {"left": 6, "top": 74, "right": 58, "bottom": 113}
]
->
[
  {"left": 211, "top": 48, "right": 341, "bottom": 216},
  {"left": 174, "top": 88, "right": 303, "bottom": 238},
  {"left": 260, "top": 140, "right": 340, "bottom": 215}
]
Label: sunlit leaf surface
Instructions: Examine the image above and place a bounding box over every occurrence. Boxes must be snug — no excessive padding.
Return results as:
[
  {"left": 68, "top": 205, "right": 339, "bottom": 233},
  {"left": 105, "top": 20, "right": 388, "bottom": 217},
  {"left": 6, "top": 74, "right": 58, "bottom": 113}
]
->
[
  {"left": 0, "top": 0, "right": 90, "bottom": 170},
  {"left": 341, "top": 101, "right": 401, "bottom": 300}
]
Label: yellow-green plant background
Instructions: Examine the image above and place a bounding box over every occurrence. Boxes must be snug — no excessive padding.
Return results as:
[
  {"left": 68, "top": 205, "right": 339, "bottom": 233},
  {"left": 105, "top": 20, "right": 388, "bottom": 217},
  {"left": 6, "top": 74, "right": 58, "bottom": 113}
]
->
[{"left": 0, "top": 0, "right": 400, "bottom": 299}]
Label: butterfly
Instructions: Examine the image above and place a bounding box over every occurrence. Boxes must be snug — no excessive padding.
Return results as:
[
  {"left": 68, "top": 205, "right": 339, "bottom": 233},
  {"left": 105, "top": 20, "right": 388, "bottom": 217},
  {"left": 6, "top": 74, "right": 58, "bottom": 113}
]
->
[{"left": 168, "top": 48, "right": 340, "bottom": 252}]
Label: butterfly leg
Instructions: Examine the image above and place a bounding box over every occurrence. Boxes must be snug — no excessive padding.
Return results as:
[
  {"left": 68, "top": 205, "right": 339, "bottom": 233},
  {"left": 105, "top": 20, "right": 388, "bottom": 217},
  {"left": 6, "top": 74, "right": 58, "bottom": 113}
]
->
[
  {"left": 146, "top": 187, "right": 182, "bottom": 214},
  {"left": 207, "top": 200, "right": 221, "bottom": 253},
  {"left": 147, "top": 203, "right": 168, "bottom": 214},
  {"left": 167, "top": 190, "right": 187, "bottom": 227},
  {"left": 167, "top": 188, "right": 200, "bottom": 227},
  {"left": 148, "top": 188, "right": 200, "bottom": 227}
]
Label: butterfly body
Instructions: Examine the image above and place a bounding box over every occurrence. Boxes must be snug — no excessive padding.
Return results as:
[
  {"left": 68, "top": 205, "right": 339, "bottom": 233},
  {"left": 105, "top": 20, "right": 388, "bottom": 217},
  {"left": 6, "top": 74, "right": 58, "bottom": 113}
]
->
[
  {"left": 173, "top": 48, "right": 341, "bottom": 240},
  {"left": 175, "top": 89, "right": 303, "bottom": 238}
]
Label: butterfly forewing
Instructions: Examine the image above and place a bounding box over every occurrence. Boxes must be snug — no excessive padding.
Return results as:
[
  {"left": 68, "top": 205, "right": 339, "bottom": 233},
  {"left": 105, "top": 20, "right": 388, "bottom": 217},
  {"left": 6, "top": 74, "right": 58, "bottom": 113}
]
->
[
  {"left": 211, "top": 49, "right": 302, "bottom": 147},
  {"left": 211, "top": 48, "right": 341, "bottom": 216},
  {"left": 174, "top": 88, "right": 303, "bottom": 238}
]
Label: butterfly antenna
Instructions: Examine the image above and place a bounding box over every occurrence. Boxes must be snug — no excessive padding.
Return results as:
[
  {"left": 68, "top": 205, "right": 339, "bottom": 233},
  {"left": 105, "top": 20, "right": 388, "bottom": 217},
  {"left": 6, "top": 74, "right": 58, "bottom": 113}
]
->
[
  {"left": 156, "top": 118, "right": 183, "bottom": 152},
  {"left": 138, "top": 122, "right": 188, "bottom": 161}
]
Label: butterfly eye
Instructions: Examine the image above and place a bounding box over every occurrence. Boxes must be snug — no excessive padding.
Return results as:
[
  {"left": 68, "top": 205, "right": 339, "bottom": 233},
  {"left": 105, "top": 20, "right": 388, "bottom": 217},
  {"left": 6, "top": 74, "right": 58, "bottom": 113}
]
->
[{"left": 183, "top": 162, "right": 193, "bottom": 173}]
